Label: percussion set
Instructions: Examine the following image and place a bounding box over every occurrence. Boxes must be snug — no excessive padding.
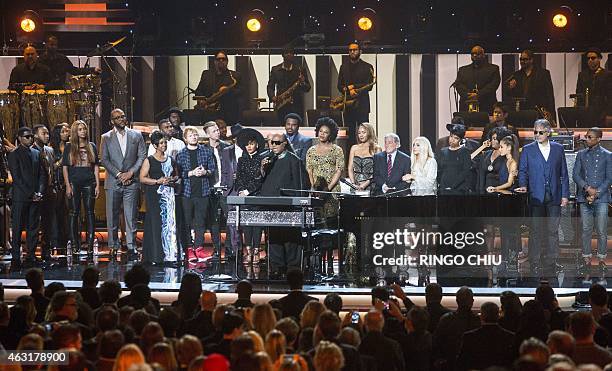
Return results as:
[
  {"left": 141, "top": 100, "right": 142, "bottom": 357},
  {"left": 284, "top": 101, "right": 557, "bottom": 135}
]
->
[{"left": 0, "top": 74, "right": 101, "bottom": 142}]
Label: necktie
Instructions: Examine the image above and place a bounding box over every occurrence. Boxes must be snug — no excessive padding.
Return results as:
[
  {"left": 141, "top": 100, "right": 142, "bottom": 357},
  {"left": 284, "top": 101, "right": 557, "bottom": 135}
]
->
[{"left": 387, "top": 154, "right": 392, "bottom": 178}]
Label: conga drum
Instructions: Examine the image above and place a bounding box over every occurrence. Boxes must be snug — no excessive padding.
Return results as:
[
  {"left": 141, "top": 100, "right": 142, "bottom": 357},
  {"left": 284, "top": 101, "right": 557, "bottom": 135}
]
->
[
  {"left": 21, "top": 89, "right": 47, "bottom": 128},
  {"left": 0, "top": 90, "right": 20, "bottom": 142},
  {"left": 47, "top": 90, "right": 75, "bottom": 129}
]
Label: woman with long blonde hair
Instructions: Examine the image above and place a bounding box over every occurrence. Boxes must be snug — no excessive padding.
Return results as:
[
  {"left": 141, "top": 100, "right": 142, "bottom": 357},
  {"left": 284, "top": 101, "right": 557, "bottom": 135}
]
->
[
  {"left": 403, "top": 136, "right": 437, "bottom": 195},
  {"left": 347, "top": 122, "right": 381, "bottom": 191},
  {"left": 112, "top": 344, "right": 145, "bottom": 371},
  {"left": 62, "top": 120, "right": 99, "bottom": 260},
  {"left": 264, "top": 329, "right": 286, "bottom": 364}
]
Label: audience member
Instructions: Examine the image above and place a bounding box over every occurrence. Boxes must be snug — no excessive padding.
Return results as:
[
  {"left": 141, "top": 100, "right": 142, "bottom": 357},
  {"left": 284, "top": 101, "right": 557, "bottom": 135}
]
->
[
  {"left": 547, "top": 330, "right": 576, "bottom": 357},
  {"left": 233, "top": 280, "right": 255, "bottom": 308},
  {"left": 171, "top": 272, "right": 202, "bottom": 324},
  {"left": 230, "top": 333, "right": 255, "bottom": 363},
  {"left": 536, "top": 283, "right": 569, "bottom": 331},
  {"left": 314, "top": 341, "right": 345, "bottom": 371},
  {"left": 519, "top": 337, "right": 551, "bottom": 369},
  {"left": 97, "top": 330, "right": 125, "bottom": 371},
  {"left": 265, "top": 329, "right": 286, "bottom": 364},
  {"left": 252, "top": 303, "right": 277, "bottom": 339},
  {"left": 158, "top": 307, "right": 180, "bottom": 339},
  {"left": 113, "top": 343, "right": 146, "bottom": 371},
  {"left": 44, "top": 281, "right": 66, "bottom": 301},
  {"left": 274, "top": 268, "right": 318, "bottom": 320},
  {"left": 568, "top": 311, "right": 612, "bottom": 367},
  {"left": 25, "top": 268, "right": 49, "bottom": 323},
  {"left": 175, "top": 335, "right": 203, "bottom": 370},
  {"left": 246, "top": 330, "right": 265, "bottom": 353},
  {"left": 323, "top": 293, "right": 343, "bottom": 316},
  {"left": 275, "top": 317, "right": 300, "bottom": 353},
  {"left": 183, "top": 290, "right": 216, "bottom": 338},
  {"left": 140, "top": 322, "right": 165, "bottom": 359},
  {"left": 310, "top": 310, "right": 363, "bottom": 371},
  {"left": 300, "top": 300, "right": 326, "bottom": 329},
  {"left": 147, "top": 342, "right": 178, "bottom": 371},
  {"left": 359, "top": 310, "right": 405, "bottom": 371},
  {"left": 398, "top": 306, "right": 432, "bottom": 371},
  {"left": 205, "top": 311, "right": 244, "bottom": 359},
  {"left": 78, "top": 266, "right": 102, "bottom": 309},
  {"left": 499, "top": 290, "right": 523, "bottom": 333}
]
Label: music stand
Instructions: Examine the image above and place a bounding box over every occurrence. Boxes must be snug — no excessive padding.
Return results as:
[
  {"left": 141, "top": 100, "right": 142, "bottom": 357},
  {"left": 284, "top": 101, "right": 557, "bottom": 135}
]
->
[
  {"left": 306, "top": 109, "right": 344, "bottom": 127},
  {"left": 242, "top": 110, "right": 278, "bottom": 126},
  {"left": 558, "top": 107, "right": 590, "bottom": 128},
  {"left": 507, "top": 110, "right": 539, "bottom": 128},
  {"left": 453, "top": 112, "right": 489, "bottom": 127}
]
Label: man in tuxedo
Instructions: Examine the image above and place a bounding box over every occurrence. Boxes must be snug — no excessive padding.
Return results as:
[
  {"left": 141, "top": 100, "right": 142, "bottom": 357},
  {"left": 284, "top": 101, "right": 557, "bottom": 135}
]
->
[
  {"left": 453, "top": 45, "right": 501, "bottom": 113},
  {"left": 220, "top": 124, "right": 244, "bottom": 259},
  {"left": 33, "top": 125, "right": 57, "bottom": 263},
  {"left": 456, "top": 302, "right": 515, "bottom": 370},
  {"left": 517, "top": 119, "right": 569, "bottom": 278},
  {"left": 274, "top": 268, "right": 318, "bottom": 320},
  {"left": 8, "top": 127, "right": 47, "bottom": 269},
  {"left": 100, "top": 108, "right": 146, "bottom": 261},
  {"left": 284, "top": 113, "right": 312, "bottom": 162},
  {"left": 372, "top": 133, "right": 411, "bottom": 196}
]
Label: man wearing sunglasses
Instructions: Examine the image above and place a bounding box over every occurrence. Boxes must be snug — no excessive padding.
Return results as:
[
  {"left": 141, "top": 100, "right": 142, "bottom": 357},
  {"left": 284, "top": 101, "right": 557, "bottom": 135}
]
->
[
  {"left": 573, "top": 127, "right": 611, "bottom": 275},
  {"left": 453, "top": 45, "right": 500, "bottom": 114},
  {"left": 7, "top": 127, "right": 47, "bottom": 270},
  {"left": 516, "top": 119, "right": 569, "bottom": 280},
  {"left": 576, "top": 48, "right": 612, "bottom": 125},
  {"left": 505, "top": 49, "right": 555, "bottom": 121},
  {"left": 194, "top": 51, "right": 242, "bottom": 125}
]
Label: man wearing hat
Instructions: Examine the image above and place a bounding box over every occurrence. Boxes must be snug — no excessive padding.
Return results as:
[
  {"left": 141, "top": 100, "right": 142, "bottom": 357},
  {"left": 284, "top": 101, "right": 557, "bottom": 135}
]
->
[
  {"left": 437, "top": 123, "right": 473, "bottom": 195},
  {"left": 7, "top": 127, "right": 47, "bottom": 269},
  {"left": 435, "top": 116, "right": 480, "bottom": 154},
  {"left": 576, "top": 48, "right": 612, "bottom": 125}
]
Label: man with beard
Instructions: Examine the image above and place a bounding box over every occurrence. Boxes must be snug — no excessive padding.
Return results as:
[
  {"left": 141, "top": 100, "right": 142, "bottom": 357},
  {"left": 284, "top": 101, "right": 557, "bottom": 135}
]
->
[
  {"left": 167, "top": 107, "right": 184, "bottom": 140},
  {"left": 453, "top": 45, "right": 501, "bottom": 114},
  {"left": 39, "top": 35, "right": 101, "bottom": 90},
  {"left": 32, "top": 125, "right": 56, "bottom": 265},
  {"left": 337, "top": 42, "right": 374, "bottom": 145},
  {"left": 147, "top": 119, "right": 185, "bottom": 159},
  {"left": 267, "top": 47, "right": 311, "bottom": 122},
  {"left": 195, "top": 51, "right": 242, "bottom": 125},
  {"left": 505, "top": 49, "right": 555, "bottom": 120},
  {"left": 576, "top": 48, "right": 612, "bottom": 125},
  {"left": 8, "top": 46, "right": 51, "bottom": 92},
  {"left": 100, "top": 108, "right": 146, "bottom": 261}
]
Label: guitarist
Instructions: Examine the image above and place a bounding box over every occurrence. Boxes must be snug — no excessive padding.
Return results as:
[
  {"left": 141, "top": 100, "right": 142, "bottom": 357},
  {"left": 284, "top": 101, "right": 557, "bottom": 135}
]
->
[
  {"left": 267, "top": 47, "right": 311, "bottom": 123},
  {"left": 337, "top": 42, "right": 374, "bottom": 146},
  {"left": 195, "top": 50, "right": 242, "bottom": 125}
]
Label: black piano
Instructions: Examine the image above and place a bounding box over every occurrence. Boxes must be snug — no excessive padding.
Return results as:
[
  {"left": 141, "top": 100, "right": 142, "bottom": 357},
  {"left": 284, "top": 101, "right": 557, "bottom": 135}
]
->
[
  {"left": 339, "top": 193, "right": 529, "bottom": 284},
  {"left": 227, "top": 196, "right": 324, "bottom": 227}
]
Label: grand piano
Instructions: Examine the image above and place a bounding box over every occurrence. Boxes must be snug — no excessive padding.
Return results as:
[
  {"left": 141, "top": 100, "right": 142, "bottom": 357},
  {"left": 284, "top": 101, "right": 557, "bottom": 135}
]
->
[{"left": 339, "top": 193, "right": 529, "bottom": 285}]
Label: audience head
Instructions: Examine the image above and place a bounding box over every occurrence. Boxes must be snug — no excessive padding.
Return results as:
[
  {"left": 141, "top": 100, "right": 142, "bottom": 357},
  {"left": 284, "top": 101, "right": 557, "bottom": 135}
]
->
[
  {"left": 158, "top": 307, "right": 180, "bottom": 338},
  {"left": 17, "top": 333, "right": 44, "bottom": 351},
  {"left": 455, "top": 287, "right": 474, "bottom": 311},
  {"left": 323, "top": 293, "right": 343, "bottom": 315},
  {"left": 246, "top": 330, "right": 265, "bottom": 352},
  {"left": 364, "top": 310, "right": 384, "bottom": 332},
  {"left": 253, "top": 351, "right": 273, "bottom": 371},
  {"left": 99, "top": 280, "right": 122, "bottom": 304},
  {"left": 519, "top": 337, "right": 550, "bottom": 369},
  {"left": 15, "top": 295, "right": 36, "bottom": 326},
  {"left": 175, "top": 335, "right": 203, "bottom": 368},
  {"left": 124, "top": 264, "right": 151, "bottom": 290},
  {"left": 25, "top": 268, "right": 45, "bottom": 293},
  {"left": 316, "top": 310, "right": 342, "bottom": 343},
  {"left": 275, "top": 317, "right": 300, "bottom": 349},
  {"left": 500, "top": 290, "right": 522, "bottom": 318},
  {"left": 119, "top": 305, "right": 135, "bottom": 327},
  {"left": 201, "top": 353, "right": 229, "bottom": 371},
  {"left": 383, "top": 133, "right": 400, "bottom": 154},
  {"left": 81, "top": 266, "right": 100, "bottom": 288},
  {"left": 98, "top": 330, "right": 125, "bottom": 359},
  {"left": 130, "top": 284, "right": 153, "bottom": 311},
  {"left": 52, "top": 323, "right": 82, "bottom": 350},
  {"left": 222, "top": 311, "right": 244, "bottom": 337},
  {"left": 265, "top": 329, "right": 286, "bottom": 363},
  {"left": 480, "top": 301, "right": 500, "bottom": 324},
  {"left": 407, "top": 306, "right": 429, "bottom": 334},
  {"left": 297, "top": 327, "right": 315, "bottom": 353},
  {"left": 230, "top": 334, "right": 255, "bottom": 362},
  {"left": 201, "top": 290, "right": 218, "bottom": 311},
  {"left": 147, "top": 342, "right": 177, "bottom": 371},
  {"left": 425, "top": 283, "right": 443, "bottom": 305},
  {"left": 568, "top": 311, "right": 596, "bottom": 341},
  {"left": 588, "top": 283, "right": 608, "bottom": 307},
  {"left": 140, "top": 322, "right": 165, "bottom": 357},
  {"left": 49, "top": 291, "right": 78, "bottom": 322},
  {"left": 212, "top": 304, "right": 231, "bottom": 330},
  {"left": 45, "top": 282, "right": 66, "bottom": 300},
  {"left": 129, "top": 309, "right": 150, "bottom": 336},
  {"left": 236, "top": 280, "right": 253, "bottom": 299},
  {"left": 300, "top": 301, "right": 326, "bottom": 329},
  {"left": 520, "top": 300, "right": 547, "bottom": 330},
  {"left": 252, "top": 303, "right": 277, "bottom": 339},
  {"left": 371, "top": 286, "right": 390, "bottom": 305},
  {"left": 286, "top": 268, "right": 304, "bottom": 290},
  {"left": 492, "top": 102, "right": 509, "bottom": 123},
  {"left": 339, "top": 327, "right": 361, "bottom": 348},
  {"left": 96, "top": 306, "right": 119, "bottom": 332},
  {"left": 314, "top": 340, "right": 345, "bottom": 371},
  {"left": 113, "top": 343, "right": 145, "bottom": 371},
  {"left": 315, "top": 117, "right": 339, "bottom": 143},
  {"left": 547, "top": 330, "right": 576, "bottom": 356}
]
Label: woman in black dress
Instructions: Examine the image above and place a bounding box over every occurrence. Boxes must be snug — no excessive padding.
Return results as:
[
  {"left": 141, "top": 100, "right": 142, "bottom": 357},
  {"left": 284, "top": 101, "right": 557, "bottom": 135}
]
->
[
  {"left": 234, "top": 128, "right": 265, "bottom": 265},
  {"left": 62, "top": 120, "right": 99, "bottom": 260},
  {"left": 50, "top": 123, "right": 70, "bottom": 254},
  {"left": 437, "top": 123, "right": 473, "bottom": 194},
  {"left": 140, "top": 131, "right": 179, "bottom": 267}
]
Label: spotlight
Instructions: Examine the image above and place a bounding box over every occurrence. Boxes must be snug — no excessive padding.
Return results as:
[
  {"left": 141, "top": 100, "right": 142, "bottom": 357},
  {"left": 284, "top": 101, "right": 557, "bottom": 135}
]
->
[
  {"left": 17, "top": 10, "right": 43, "bottom": 43},
  {"left": 552, "top": 13, "right": 568, "bottom": 28},
  {"left": 244, "top": 9, "right": 267, "bottom": 45},
  {"left": 551, "top": 6, "right": 572, "bottom": 30},
  {"left": 354, "top": 8, "right": 378, "bottom": 43}
]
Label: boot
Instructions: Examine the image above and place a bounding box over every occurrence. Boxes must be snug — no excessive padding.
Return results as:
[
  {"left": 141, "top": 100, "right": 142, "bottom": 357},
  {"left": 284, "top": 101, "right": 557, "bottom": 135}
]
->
[
  {"left": 253, "top": 247, "right": 260, "bottom": 264},
  {"left": 244, "top": 246, "right": 252, "bottom": 265}
]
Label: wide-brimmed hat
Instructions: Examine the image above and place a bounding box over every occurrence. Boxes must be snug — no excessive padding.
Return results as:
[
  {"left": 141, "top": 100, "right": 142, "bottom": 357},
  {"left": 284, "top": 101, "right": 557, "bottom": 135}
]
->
[
  {"left": 227, "top": 123, "right": 244, "bottom": 139},
  {"left": 236, "top": 128, "right": 266, "bottom": 151},
  {"left": 446, "top": 123, "right": 466, "bottom": 139}
]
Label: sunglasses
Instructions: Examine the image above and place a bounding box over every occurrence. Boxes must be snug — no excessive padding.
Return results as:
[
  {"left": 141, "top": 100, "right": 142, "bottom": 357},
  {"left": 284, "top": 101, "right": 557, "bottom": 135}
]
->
[
  {"left": 20, "top": 134, "right": 33, "bottom": 139},
  {"left": 270, "top": 140, "right": 285, "bottom": 145},
  {"left": 112, "top": 115, "right": 126, "bottom": 120},
  {"left": 534, "top": 130, "right": 548, "bottom": 135},
  {"left": 585, "top": 135, "right": 599, "bottom": 139}
]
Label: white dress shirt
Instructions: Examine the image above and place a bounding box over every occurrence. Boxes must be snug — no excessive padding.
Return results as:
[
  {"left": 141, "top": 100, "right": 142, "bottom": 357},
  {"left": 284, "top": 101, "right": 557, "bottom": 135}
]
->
[
  {"left": 114, "top": 127, "right": 127, "bottom": 156},
  {"left": 538, "top": 140, "right": 551, "bottom": 161},
  {"left": 147, "top": 136, "right": 186, "bottom": 159}
]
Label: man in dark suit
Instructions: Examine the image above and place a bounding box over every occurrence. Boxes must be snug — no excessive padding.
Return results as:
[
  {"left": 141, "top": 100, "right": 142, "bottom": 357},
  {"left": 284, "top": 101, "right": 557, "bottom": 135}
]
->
[
  {"left": 220, "top": 124, "right": 243, "bottom": 259},
  {"left": 517, "top": 119, "right": 569, "bottom": 277},
  {"left": 284, "top": 113, "right": 312, "bottom": 162},
  {"left": 274, "top": 268, "right": 318, "bottom": 320},
  {"left": 372, "top": 133, "right": 411, "bottom": 196},
  {"left": 453, "top": 45, "right": 501, "bottom": 113},
  {"left": 576, "top": 48, "right": 612, "bottom": 125},
  {"left": 358, "top": 310, "right": 405, "bottom": 371},
  {"left": 267, "top": 47, "right": 311, "bottom": 121},
  {"left": 8, "top": 127, "right": 47, "bottom": 269},
  {"left": 32, "top": 125, "right": 55, "bottom": 263},
  {"left": 204, "top": 312, "right": 244, "bottom": 359},
  {"left": 456, "top": 302, "right": 515, "bottom": 370},
  {"left": 25, "top": 268, "right": 50, "bottom": 323},
  {"left": 308, "top": 310, "right": 363, "bottom": 371},
  {"left": 505, "top": 49, "right": 556, "bottom": 120},
  {"left": 182, "top": 291, "right": 217, "bottom": 338}
]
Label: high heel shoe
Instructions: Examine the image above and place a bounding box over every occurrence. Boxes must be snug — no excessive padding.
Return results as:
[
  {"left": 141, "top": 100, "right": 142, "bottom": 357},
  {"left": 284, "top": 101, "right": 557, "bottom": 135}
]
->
[
  {"left": 252, "top": 247, "right": 260, "bottom": 264},
  {"left": 244, "top": 246, "right": 252, "bottom": 265}
]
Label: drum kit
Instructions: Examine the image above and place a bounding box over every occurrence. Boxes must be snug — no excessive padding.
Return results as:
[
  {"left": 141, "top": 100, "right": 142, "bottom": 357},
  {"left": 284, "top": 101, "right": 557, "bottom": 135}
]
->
[{"left": 0, "top": 74, "right": 101, "bottom": 142}]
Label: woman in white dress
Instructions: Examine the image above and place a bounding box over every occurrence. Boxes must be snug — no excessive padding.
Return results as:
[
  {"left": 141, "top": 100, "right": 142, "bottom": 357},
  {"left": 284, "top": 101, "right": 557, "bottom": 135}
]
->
[{"left": 403, "top": 136, "right": 437, "bottom": 195}]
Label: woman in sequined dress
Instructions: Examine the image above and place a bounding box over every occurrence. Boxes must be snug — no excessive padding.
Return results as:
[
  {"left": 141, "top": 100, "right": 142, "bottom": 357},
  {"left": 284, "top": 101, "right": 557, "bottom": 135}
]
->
[{"left": 347, "top": 123, "right": 381, "bottom": 192}]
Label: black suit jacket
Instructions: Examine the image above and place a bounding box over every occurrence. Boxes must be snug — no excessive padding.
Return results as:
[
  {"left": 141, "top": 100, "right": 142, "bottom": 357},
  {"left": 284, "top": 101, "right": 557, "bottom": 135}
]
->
[
  {"left": 358, "top": 331, "right": 405, "bottom": 371},
  {"left": 372, "top": 151, "right": 411, "bottom": 195},
  {"left": 274, "top": 291, "right": 318, "bottom": 320},
  {"left": 195, "top": 69, "right": 242, "bottom": 124},
  {"left": 8, "top": 145, "right": 46, "bottom": 201},
  {"left": 454, "top": 62, "right": 501, "bottom": 113},
  {"left": 182, "top": 310, "right": 215, "bottom": 339},
  {"left": 220, "top": 144, "right": 239, "bottom": 196},
  {"left": 456, "top": 324, "right": 515, "bottom": 371},
  {"left": 505, "top": 67, "right": 556, "bottom": 118}
]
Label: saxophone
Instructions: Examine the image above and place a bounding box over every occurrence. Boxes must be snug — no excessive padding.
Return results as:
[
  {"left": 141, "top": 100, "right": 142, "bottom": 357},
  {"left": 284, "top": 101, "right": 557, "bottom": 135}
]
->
[
  {"left": 274, "top": 70, "right": 304, "bottom": 111},
  {"left": 535, "top": 105, "right": 557, "bottom": 127},
  {"left": 330, "top": 69, "right": 376, "bottom": 111},
  {"left": 197, "top": 71, "right": 237, "bottom": 113}
]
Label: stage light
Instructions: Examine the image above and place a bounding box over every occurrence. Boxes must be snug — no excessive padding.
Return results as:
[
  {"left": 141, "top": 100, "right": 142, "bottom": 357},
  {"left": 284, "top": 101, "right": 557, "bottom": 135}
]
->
[
  {"left": 552, "top": 13, "right": 568, "bottom": 28},
  {"left": 246, "top": 18, "right": 261, "bottom": 32},
  {"left": 20, "top": 18, "right": 36, "bottom": 33},
  {"left": 357, "top": 16, "right": 373, "bottom": 31}
]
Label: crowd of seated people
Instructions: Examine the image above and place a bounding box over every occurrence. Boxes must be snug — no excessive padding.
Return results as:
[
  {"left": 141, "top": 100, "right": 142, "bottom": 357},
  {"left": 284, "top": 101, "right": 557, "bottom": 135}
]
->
[{"left": 3, "top": 266, "right": 612, "bottom": 371}]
